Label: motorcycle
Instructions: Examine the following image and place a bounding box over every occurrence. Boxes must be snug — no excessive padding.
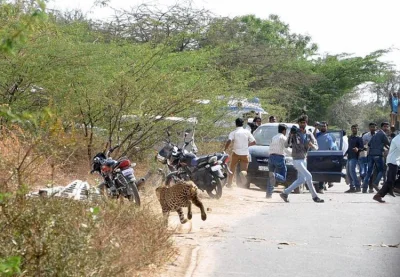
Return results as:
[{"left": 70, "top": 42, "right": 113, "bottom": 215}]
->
[
  {"left": 159, "top": 133, "right": 230, "bottom": 199},
  {"left": 91, "top": 145, "right": 143, "bottom": 205},
  {"left": 156, "top": 131, "right": 198, "bottom": 180}
]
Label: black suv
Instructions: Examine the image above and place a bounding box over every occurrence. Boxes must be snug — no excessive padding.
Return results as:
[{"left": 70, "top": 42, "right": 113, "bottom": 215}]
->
[{"left": 246, "top": 123, "right": 344, "bottom": 192}]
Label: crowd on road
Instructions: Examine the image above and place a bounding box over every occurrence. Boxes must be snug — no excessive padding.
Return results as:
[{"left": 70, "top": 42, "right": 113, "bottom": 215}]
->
[{"left": 224, "top": 113, "right": 400, "bottom": 204}]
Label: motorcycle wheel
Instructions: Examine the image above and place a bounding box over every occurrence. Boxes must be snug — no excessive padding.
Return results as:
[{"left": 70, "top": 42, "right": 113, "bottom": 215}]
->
[
  {"left": 127, "top": 182, "right": 141, "bottom": 206},
  {"left": 207, "top": 177, "right": 222, "bottom": 199},
  {"left": 116, "top": 173, "right": 141, "bottom": 206}
]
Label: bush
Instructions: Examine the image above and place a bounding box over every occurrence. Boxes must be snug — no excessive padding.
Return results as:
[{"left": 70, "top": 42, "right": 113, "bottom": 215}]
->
[{"left": 0, "top": 197, "right": 174, "bottom": 276}]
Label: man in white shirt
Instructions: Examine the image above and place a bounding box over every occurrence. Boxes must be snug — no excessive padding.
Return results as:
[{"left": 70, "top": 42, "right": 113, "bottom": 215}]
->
[
  {"left": 373, "top": 133, "right": 400, "bottom": 203},
  {"left": 224, "top": 118, "right": 256, "bottom": 188},
  {"left": 266, "top": 124, "right": 291, "bottom": 198}
]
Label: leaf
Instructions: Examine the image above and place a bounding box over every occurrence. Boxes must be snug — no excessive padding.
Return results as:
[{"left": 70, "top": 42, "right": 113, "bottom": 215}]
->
[{"left": 90, "top": 206, "right": 100, "bottom": 215}]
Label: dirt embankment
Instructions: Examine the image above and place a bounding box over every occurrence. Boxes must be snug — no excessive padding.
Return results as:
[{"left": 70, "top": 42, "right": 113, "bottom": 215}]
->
[{"left": 153, "top": 185, "right": 269, "bottom": 277}]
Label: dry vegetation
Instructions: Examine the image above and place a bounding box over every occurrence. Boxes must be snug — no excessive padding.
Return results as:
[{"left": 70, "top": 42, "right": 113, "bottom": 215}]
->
[{"left": 0, "top": 127, "right": 175, "bottom": 276}]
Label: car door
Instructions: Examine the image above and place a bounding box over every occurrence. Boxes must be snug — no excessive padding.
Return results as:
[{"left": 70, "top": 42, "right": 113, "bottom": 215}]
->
[{"left": 307, "top": 130, "right": 344, "bottom": 182}]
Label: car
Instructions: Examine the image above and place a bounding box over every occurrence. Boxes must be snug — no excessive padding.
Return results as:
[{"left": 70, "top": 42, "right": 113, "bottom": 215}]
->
[{"left": 245, "top": 123, "right": 344, "bottom": 192}]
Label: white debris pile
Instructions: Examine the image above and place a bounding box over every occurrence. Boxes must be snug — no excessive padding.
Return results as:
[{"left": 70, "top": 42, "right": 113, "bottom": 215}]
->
[{"left": 27, "top": 180, "right": 101, "bottom": 201}]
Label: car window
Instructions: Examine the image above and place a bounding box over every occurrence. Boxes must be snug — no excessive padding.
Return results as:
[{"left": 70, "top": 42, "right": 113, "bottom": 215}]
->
[
  {"left": 253, "top": 124, "right": 315, "bottom": 146},
  {"left": 253, "top": 126, "right": 278, "bottom": 146},
  {"left": 328, "top": 130, "right": 343, "bottom": 150}
]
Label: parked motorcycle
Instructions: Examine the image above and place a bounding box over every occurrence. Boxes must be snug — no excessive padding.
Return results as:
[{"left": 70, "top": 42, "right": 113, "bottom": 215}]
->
[
  {"left": 159, "top": 133, "right": 230, "bottom": 199},
  {"left": 156, "top": 131, "right": 197, "bottom": 180},
  {"left": 91, "top": 145, "right": 143, "bottom": 205}
]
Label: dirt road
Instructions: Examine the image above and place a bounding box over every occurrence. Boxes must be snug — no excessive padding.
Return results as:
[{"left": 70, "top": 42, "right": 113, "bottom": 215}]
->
[{"left": 156, "top": 182, "right": 400, "bottom": 277}]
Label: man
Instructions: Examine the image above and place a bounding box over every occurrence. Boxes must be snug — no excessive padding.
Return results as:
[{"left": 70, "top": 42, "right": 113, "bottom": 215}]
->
[
  {"left": 266, "top": 124, "right": 291, "bottom": 198},
  {"left": 246, "top": 116, "right": 262, "bottom": 134},
  {"left": 314, "top": 121, "right": 338, "bottom": 193},
  {"left": 315, "top": 122, "right": 337, "bottom": 151},
  {"left": 373, "top": 133, "right": 400, "bottom": 203},
  {"left": 389, "top": 92, "right": 398, "bottom": 127},
  {"left": 361, "top": 122, "right": 390, "bottom": 193},
  {"left": 362, "top": 123, "right": 378, "bottom": 193},
  {"left": 224, "top": 118, "right": 256, "bottom": 188},
  {"left": 344, "top": 125, "right": 364, "bottom": 193},
  {"left": 269, "top": 116, "right": 277, "bottom": 123},
  {"left": 280, "top": 115, "right": 324, "bottom": 203},
  {"left": 358, "top": 131, "right": 369, "bottom": 181},
  {"left": 341, "top": 129, "right": 354, "bottom": 185}
]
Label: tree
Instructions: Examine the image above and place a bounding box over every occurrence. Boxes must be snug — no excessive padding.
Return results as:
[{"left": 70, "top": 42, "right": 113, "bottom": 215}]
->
[{"left": 0, "top": 0, "right": 47, "bottom": 54}]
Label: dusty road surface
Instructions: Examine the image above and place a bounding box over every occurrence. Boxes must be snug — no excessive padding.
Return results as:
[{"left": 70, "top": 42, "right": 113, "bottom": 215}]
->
[{"left": 157, "top": 182, "right": 400, "bottom": 277}]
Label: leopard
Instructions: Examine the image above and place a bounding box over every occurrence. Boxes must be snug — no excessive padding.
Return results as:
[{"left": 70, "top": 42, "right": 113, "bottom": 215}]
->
[{"left": 155, "top": 179, "right": 207, "bottom": 226}]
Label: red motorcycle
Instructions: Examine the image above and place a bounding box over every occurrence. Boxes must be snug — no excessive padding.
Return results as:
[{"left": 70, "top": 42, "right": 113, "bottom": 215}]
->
[{"left": 91, "top": 145, "right": 142, "bottom": 205}]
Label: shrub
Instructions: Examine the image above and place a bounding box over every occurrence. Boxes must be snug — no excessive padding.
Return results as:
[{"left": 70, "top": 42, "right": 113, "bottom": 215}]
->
[{"left": 0, "top": 197, "right": 174, "bottom": 276}]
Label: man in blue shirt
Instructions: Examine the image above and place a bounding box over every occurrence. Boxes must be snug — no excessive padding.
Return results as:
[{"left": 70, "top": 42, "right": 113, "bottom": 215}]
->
[
  {"left": 344, "top": 124, "right": 364, "bottom": 193},
  {"left": 362, "top": 122, "right": 390, "bottom": 193},
  {"left": 389, "top": 92, "right": 398, "bottom": 127},
  {"left": 315, "top": 121, "right": 338, "bottom": 193},
  {"left": 316, "top": 122, "right": 338, "bottom": 151}
]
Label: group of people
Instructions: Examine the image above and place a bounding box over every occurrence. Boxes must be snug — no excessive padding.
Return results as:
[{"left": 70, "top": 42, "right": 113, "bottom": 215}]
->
[
  {"left": 224, "top": 114, "right": 400, "bottom": 204},
  {"left": 344, "top": 122, "right": 399, "bottom": 203}
]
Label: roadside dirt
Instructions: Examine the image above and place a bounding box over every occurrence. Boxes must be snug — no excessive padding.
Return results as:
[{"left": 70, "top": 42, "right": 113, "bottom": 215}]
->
[{"left": 152, "top": 184, "right": 272, "bottom": 277}]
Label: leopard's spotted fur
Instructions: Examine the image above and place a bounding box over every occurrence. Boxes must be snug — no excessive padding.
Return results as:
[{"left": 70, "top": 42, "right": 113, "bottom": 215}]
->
[{"left": 155, "top": 180, "right": 207, "bottom": 225}]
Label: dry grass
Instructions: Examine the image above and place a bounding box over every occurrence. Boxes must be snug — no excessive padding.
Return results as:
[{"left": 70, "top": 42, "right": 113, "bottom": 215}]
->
[
  {"left": 0, "top": 126, "right": 175, "bottom": 276},
  {"left": 0, "top": 198, "right": 175, "bottom": 276},
  {"left": 0, "top": 126, "right": 47, "bottom": 192}
]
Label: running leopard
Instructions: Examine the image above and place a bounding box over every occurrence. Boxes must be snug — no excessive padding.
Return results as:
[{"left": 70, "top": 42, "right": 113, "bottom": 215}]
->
[{"left": 155, "top": 180, "right": 207, "bottom": 226}]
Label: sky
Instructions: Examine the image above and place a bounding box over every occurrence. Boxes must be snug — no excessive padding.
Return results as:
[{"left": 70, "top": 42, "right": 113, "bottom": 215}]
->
[{"left": 47, "top": 0, "right": 400, "bottom": 69}]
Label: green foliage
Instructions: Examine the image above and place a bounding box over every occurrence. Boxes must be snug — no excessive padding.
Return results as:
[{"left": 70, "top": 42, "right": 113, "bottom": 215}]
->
[
  {"left": 0, "top": 0, "right": 47, "bottom": 54},
  {"left": 0, "top": 256, "right": 21, "bottom": 276},
  {"left": 0, "top": 0, "right": 395, "bottom": 155},
  {"left": 302, "top": 51, "right": 391, "bottom": 121}
]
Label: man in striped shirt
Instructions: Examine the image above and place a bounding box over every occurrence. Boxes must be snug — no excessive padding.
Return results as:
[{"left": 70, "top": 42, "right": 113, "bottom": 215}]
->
[{"left": 266, "top": 124, "right": 291, "bottom": 198}]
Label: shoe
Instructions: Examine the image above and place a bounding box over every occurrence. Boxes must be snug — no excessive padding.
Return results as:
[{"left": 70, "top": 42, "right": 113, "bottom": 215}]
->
[
  {"left": 355, "top": 187, "right": 361, "bottom": 192},
  {"left": 394, "top": 187, "right": 400, "bottom": 194},
  {"left": 344, "top": 188, "right": 356, "bottom": 193},
  {"left": 328, "top": 183, "right": 334, "bottom": 188},
  {"left": 266, "top": 194, "right": 272, "bottom": 199},
  {"left": 317, "top": 189, "right": 324, "bottom": 194},
  {"left": 388, "top": 190, "right": 396, "bottom": 197},
  {"left": 313, "top": 197, "right": 325, "bottom": 203},
  {"left": 280, "top": 193, "right": 289, "bottom": 203},
  {"left": 368, "top": 189, "right": 374, "bottom": 193},
  {"left": 362, "top": 189, "right": 367, "bottom": 193},
  {"left": 226, "top": 184, "right": 232, "bottom": 188},
  {"left": 373, "top": 194, "right": 385, "bottom": 203}
]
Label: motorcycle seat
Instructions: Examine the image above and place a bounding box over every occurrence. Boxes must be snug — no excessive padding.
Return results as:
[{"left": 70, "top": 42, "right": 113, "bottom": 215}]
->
[{"left": 191, "top": 155, "right": 210, "bottom": 166}]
